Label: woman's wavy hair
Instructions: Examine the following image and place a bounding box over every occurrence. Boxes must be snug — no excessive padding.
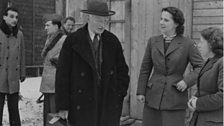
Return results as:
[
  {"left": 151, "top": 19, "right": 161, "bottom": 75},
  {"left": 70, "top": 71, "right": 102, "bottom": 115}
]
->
[
  {"left": 201, "top": 27, "right": 223, "bottom": 57},
  {"left": 162, "top": 7, "right": 185, "bottom": 35}
]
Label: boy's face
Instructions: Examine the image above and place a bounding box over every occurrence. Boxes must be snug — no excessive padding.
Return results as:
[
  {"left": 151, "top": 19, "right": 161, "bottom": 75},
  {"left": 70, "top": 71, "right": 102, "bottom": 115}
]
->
[
  {"left": 3, "top": 10, "right": 18, "bottom": 27},
  {"left": 63, "top": 19, "right": 75, "bottom": 33}
]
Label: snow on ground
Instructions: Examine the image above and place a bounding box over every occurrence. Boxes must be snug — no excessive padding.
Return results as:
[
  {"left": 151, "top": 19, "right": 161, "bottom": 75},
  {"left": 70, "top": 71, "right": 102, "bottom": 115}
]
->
[{"left": 3, "top": 77, "right": 43, "bottom": 126}]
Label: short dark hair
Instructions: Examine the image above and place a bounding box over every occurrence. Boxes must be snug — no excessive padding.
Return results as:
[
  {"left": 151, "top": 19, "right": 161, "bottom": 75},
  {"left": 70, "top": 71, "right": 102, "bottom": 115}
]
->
[
  {"left": 51, "top": 20, "right": 62, "bottom": 29},
  {"left": 162, "top": 7, "right": 185, "bottom": 35},
  {"left": 3, "top": 7, "right": 19, "bottom": 16},
  {"left": 63, "top": 16, "right": 75, "bottom": 24},
  {"left": 201, "top": 27, "right": 223, "bottom": 57}
]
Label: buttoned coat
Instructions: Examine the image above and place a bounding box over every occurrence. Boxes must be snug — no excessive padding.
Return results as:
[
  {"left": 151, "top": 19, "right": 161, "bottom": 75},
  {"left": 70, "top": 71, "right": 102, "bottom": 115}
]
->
[
  {"left": 40, "top": 35, "right": 66, "bottom": 93},
  {"left": 55, "top": 24, "right": 129, "bottom": 126},
  {"left": 189, "top": 57, "right": 223, "bottom": 126},
  {"left": 137, "top": 35, "right": 204, "bottom": 110},
  {"left": 0, "top": 29, "right": 25, "bottom": 94}
]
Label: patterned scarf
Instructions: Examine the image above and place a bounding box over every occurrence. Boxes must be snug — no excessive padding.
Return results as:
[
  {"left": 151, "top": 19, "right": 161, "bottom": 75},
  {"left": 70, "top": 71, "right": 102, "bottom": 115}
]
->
[
  {"left": 163, "top": 34, "right": 176, "bottom": 43},
  {"left": 0, "top": 20, "right": 19, "bottom": 37},
  {"left": 41, "top": 31, "right": 63, "bottom": 58}
]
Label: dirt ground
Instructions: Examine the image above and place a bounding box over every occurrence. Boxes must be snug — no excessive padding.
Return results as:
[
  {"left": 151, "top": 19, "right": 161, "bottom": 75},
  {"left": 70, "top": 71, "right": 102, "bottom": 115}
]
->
[{"left": 3, "top": 77, "right": 43, "bottom": 126}]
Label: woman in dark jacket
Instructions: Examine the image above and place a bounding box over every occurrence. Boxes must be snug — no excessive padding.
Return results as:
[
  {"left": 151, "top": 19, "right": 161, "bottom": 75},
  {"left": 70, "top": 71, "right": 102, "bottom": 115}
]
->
[
  {"left": 188, "top": 27, "right": 223, "bottom": 126},
  {"left": 137, "top": 7, "right": 204, "bottom": 126}
]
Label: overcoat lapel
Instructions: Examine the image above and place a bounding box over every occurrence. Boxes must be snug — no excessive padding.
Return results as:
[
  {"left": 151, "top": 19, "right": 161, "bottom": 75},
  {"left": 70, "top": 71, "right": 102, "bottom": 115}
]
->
[
  {"left": 155, "top": 35, "right": 165, "bottom": 56},
  {"left": 72, "top": 26, "right": 97, "bottom": 72},
  {"left": 165, "top": 36, "right": 182, "bottom": 56},
  {"left": 199, "top": 57, "right": 220, "bottom": 78}
]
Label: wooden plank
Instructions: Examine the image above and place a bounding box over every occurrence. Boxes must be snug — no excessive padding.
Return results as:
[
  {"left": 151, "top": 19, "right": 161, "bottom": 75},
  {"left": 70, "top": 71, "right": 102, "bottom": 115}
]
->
[
  {"left": 194, "top": 0, "right": 223, "bottom": 1},
  {"left": 193, "top": 9, "right": 223, "bottom": 16},
  {"left": 111, "top": 1, "right": 125, "bottom": 20},
  {"left": 192, "top": 31, "right": 201, "bottom": 39},
  {"left": 179, "top": 0, "right": 193, "bottom": 37},
  {"left": 193, "top": 16, "right": 223, "bottom": 24},
  {"left": 193, "top": 24, "right": 223, "bottom": 31},
  {"left": 194, "top": 1, "right": 223, "bottom": 9},
  {"left": 67, "top": 0, "right": 87, "bottom": 24},
  {"left": 130, "top": 0, "right": 141, "bottom": 119}
]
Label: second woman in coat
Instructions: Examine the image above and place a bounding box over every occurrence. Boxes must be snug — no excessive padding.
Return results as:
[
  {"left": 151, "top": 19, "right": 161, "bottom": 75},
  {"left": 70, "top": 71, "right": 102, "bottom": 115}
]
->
[
  {"left": 39, "top": 14, "right": 66, "bottom": 126},
  {"left": 188, "top": 27, "right": 223, "bottom": 126},
  {"left": 137, "top": 7, "right": 204, "bottom": 126}
]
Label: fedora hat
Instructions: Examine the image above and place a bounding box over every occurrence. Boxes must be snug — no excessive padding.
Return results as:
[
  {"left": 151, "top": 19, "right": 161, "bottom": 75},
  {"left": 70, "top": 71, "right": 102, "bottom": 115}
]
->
[{"left": 81, "top": 1, "right": 115, "bottom": 16}]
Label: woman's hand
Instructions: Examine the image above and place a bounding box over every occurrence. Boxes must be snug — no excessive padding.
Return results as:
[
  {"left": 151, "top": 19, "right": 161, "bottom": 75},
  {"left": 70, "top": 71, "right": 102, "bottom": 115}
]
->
[
  {"left": 176, "top": 80, "right": 187, "bottom": 92},
  {"left": 188, "top": 96, "right": 198, "bottom": 111},
  {"left": 57, "top": 110, "right": 68, "bottom": 119},
  {"left": 137, "top": 95, "right": 145, "bottom": 103}
]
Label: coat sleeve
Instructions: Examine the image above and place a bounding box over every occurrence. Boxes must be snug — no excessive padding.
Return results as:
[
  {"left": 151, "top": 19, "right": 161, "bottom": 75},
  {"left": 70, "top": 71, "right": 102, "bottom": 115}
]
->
[
  {"left": 55, "top": 36, "right": 73, "bottom": 111},
  {"left": 183, "top": 41, "right": 204, "bottom": 87},
  {"left": 115, "top": 37, "right": 130, "bottom": 97},
  {"left": 196, "top": 59, "right": 223, "bottom": 112},
  {"left": 137, "top": 38, "right": 153, "bottom": 95},
  {"left": 20, "top": 32, "right": 26, "bottom": 78}
]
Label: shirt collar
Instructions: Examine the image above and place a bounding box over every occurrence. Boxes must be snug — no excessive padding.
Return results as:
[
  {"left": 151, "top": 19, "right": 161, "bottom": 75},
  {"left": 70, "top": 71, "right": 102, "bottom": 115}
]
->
[
  {"left": 162, "top": 33, "right": 177, "bottom": 39},
  {"left": 88, "top": 28, "right": 95, "bottom": 41},
  {"left": 88, "top": 27, "right": 101, "bottom": 42}
]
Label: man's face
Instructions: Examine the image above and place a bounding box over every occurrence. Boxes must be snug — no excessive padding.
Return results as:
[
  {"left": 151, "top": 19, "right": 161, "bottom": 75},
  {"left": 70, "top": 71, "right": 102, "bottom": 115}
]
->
[
  {"left": 45, "top": 21, "right": 58, "bottom": 35},
  {"left": 88, "top": 14, "right": 109, "bottom": 34},
  {"left": 3, "top": 10, "right": 18, "bottom": 27},
  {"left": 63, "top": 19, "right": 75, "bottom": 33}
]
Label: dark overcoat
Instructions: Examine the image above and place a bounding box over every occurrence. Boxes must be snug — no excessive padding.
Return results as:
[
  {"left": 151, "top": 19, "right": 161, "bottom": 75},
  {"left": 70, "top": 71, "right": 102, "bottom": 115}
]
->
[
  {"left": 55, "top": 24, "right": 129, "bottom": 126},
  {"left": 137, "top": 35, "right": 204, "bottom": 110},
  {"left": 189, "top": 57, "right": 223, "bottom": 126}
]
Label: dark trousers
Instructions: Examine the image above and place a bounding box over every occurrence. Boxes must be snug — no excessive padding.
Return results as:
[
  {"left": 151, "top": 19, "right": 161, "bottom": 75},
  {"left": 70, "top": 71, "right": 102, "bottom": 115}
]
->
[
  {"left": 43, "top": 93, "right": 56, "bottom": 126},
  {"left": 142, "top": 105, "right": 186, "bottom": 126},
  {"left": 0, "top": 92, "right": 21, "bottom": 126}
]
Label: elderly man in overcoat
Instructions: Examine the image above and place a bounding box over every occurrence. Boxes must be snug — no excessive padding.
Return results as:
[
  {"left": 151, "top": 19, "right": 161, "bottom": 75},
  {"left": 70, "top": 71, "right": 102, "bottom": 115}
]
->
[{"left": 55, "top": 1, "right": 130, "bottom": 126}]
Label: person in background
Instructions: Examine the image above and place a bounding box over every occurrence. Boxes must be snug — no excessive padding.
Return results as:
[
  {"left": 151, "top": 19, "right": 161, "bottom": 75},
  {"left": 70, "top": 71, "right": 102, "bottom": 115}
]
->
[
  {"left": 136, "top": 6, "right": 204, "bottom": 126},
  {"left": 39, "top": 13, "right": 66, "bottom": 126},
  {"left": 62, "top": 16, "right": 75, "bottom": 35},
  {"left": 188, "top": 27, "right": 223, "bottom": 126},
  {"left": 55, "top": 1, "right": 129, "bottom": 126},
  {"left": 0, "top": 7, "right": 26, "bottom": 126}
]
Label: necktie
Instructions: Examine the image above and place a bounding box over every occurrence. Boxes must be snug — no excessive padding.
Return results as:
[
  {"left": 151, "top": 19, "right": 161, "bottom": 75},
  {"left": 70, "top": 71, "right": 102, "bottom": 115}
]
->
[{"left": 93, "top": 34, "right": 99, "bottom": 52}]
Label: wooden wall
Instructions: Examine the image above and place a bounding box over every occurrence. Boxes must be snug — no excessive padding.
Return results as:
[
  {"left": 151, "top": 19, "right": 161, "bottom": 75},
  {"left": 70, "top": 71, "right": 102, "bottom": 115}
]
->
[
  {"left": 192, "top": 0, "right": 223, "bottom": 41},
  {"left": 0, "top": 0, "right": 8, "bottom": 21},
  {"left": 10, "top": 0, "right": 56, "bottom": 66},
  {"left": 130, "top": 0, "right": 193, "bottom": 119}
]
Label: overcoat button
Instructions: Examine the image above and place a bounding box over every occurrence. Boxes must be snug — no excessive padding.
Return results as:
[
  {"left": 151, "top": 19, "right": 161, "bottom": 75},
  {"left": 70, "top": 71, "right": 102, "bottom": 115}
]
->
[
  {"left": 76, "top": 106, "right": 80, "bottom": 110},
  {"left": 110, "top": 71, "right": 114, "bottom": 75},
  {"left": 81, "top": 72, "right": 85, "bottom": 77},
  {"left": 6, "top": 57, "right": 8, "bottom": 60},
  {"left": 78, "top": 89, "right": 82, "bottom": 93},
  {"left": 16, "top": 68, "right": 18, "bottom": 71}
]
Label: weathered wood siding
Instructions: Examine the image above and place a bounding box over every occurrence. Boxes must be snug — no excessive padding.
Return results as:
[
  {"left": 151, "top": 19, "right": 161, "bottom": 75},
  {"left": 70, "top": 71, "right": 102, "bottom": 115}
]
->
[
  {"left": 192, "top": 0, "right": 223, "bottom": 41},
  {"left": 10, "top": 0, "right": 56, "bottom": 66}
]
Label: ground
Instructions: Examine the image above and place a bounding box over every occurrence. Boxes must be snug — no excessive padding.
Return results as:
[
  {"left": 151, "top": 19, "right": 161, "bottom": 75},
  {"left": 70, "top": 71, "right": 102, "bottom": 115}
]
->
[{"left": 3, "top": 77, "right": 43, "bottom": 126}]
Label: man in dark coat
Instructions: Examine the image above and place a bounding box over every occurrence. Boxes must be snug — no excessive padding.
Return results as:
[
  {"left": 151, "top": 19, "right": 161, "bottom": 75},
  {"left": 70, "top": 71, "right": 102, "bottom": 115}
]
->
[{"left": 55, "top": 1, "right": 130, "bottom": 126}]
